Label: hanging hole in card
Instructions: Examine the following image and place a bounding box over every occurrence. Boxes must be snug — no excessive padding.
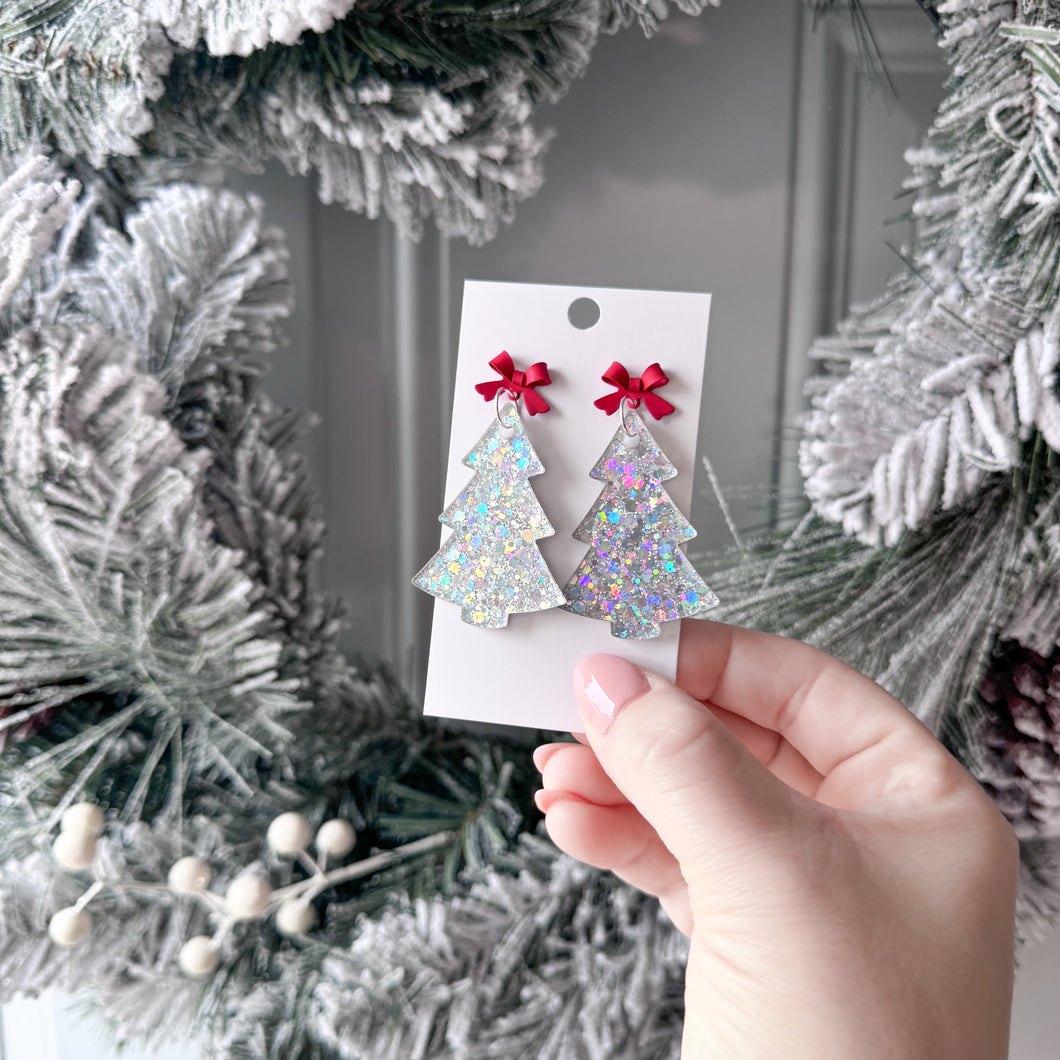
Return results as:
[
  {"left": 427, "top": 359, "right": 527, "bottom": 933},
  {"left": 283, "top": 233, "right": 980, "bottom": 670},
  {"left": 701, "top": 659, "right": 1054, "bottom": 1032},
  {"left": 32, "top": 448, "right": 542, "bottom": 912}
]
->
[{"left": 567, "top": 297, "right": 601, "bottom": 330}]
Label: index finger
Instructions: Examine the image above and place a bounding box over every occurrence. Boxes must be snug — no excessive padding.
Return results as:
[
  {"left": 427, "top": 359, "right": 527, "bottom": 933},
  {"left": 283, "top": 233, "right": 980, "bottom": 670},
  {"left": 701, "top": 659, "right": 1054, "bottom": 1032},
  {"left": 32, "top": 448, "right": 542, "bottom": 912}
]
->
[{"left": 677, "top": 620, "right": 952, "bottom": 796}]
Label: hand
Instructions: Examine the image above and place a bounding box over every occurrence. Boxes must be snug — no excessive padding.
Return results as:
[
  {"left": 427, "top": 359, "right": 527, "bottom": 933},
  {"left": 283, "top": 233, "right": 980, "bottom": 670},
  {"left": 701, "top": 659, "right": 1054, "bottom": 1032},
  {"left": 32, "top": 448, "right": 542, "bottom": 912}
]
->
[{"left": 533, "top": 620, "right": 1018, "bottom": 1059}]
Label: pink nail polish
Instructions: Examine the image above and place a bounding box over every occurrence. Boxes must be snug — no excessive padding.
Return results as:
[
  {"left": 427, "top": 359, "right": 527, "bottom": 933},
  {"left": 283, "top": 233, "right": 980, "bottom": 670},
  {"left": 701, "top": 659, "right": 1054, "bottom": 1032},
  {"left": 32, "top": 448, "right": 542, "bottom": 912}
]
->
[{"left": 573, "top": 654, "right": 650, "bottom": 733}]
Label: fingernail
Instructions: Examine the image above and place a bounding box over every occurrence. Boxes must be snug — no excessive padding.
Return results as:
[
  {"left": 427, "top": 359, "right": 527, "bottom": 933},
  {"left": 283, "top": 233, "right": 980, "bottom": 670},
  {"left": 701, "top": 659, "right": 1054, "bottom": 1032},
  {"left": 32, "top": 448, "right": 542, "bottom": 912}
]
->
[
  {"left": 534, "top": 790, "right": 592, "bottom": 813},
  {"left": 573, "top": 654, "right": 650, "bottom": 734},
  {"left": 532, "top": 744, "right": 566, "bottom": 773}
]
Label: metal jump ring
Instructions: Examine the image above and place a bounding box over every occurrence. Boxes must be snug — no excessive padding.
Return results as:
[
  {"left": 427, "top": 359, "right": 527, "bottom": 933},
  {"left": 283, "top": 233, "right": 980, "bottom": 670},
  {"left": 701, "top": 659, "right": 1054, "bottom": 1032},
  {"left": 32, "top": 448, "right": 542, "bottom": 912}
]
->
[
  {"left": 495, "top": 389, "right": 520, "bottom": 430},
  {"left": 621, "top": 398, "right": 637, "bottom": 436}
]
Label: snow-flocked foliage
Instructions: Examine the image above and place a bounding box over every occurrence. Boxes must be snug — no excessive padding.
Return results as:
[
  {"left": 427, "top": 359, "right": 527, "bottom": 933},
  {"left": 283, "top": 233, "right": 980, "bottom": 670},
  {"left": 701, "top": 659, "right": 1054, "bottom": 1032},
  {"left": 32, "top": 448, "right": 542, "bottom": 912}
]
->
[
  {"left": 0, "top": 0, "right": 714, "bottom": 242},
  {"left": 0, "top": 153, "right": 693, "bottom": 1055}
]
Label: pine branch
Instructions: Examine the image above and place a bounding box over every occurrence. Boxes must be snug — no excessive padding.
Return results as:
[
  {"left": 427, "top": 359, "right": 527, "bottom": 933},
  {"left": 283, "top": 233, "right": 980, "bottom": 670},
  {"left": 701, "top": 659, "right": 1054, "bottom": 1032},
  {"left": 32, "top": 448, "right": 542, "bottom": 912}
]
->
[
  {"left": 239, "top": 0, "right": 599, "bottom": 102},
  {"left": 904, "top": 2, "right": 1060, "bottom": 312},
  {"left": 0, "top": 0, "right": 606, "bottom": 242},
  {"left": 144, "top": 0, "right": 357, "bottom": 55},
  {"left": 0, "top": 1, "right": 80, "bottom": 42},
  {"left": 0, "top": 0, "right": 171, "bottom": 165},
  {"left": 807, "top": 0, "right": 896, "bottom": 94},
  {"left": 0, "top": 323, "right": 308, "bottom": 822},
  {"left": 1014, "top": 838, "right": 1060, "bottom": 945},
  {"left": 65, "top": 183, "right": 291, "bottom": 389},
  {"left": 0, "top": 0, "right": 716, "bottom": 242},
  {"left": 304, "top": 836, "right": 685, "bottom": 1060},
  {"left": 801, "top": 282, "right": 1060, "bottom": 545},
  {"left": 0, "top": 154, "right": 80, "bottom": 317},
  {"left": 0, "top": 724, "right": 548, "bottom": 1056},
  {"left": 600, "top": 0, "right": 717, "bottom": 36},
  {"left": 56, "top": 183, "right": 356, "bottom": 691},
  {"left": 706, "top": 479, "right": 1025, "bottom": 731}
]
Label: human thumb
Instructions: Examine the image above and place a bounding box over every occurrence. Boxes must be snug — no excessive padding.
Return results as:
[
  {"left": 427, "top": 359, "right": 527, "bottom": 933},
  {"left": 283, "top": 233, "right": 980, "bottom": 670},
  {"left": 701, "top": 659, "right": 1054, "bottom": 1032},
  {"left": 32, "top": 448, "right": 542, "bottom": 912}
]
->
[{"left": 573, "top": 653, "right": 801, "bottom": 883}]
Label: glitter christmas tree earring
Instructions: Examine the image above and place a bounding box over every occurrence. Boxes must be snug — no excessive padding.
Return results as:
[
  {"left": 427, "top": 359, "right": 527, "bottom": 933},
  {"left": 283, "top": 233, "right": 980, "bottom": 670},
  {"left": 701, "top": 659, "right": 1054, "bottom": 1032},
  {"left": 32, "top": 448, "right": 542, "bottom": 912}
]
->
[
  {"left": 563, "top": 361, "right": 719, "bottom": 638},
  {"left": 413, "top": 352, "right": 566, "bottom": 628}
]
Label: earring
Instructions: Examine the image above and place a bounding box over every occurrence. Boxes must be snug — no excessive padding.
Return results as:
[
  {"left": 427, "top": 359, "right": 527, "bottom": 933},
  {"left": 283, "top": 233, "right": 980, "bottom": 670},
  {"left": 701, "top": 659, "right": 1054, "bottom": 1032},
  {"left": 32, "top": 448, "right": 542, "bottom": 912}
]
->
[
  {"left": 563, "top": 361, "right": 718, "bottom": 639},
  {"left": 413, "top": 352, "right": 566, "bottom": 628}
]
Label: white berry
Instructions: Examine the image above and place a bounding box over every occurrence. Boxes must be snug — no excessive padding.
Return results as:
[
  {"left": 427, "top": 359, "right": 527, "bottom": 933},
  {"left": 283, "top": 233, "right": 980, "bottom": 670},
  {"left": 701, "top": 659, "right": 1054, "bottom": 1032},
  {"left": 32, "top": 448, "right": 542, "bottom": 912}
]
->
[
  {"left": 52, "top": 830, "right": 97, "bottom": 871},
  {"left": 225, "top": 874, "right": 271, "bottom": 919},
  {"left": 315, "top": 819, "right": 356, "bottom": 859},
  {"left": 275, "top": 898, "right": 316, "bottom": 937},
  {"left": 48, "top": 907, "right": 91, "bottom": 946},
  {"left": 167, "top": 856, "right": 212, "bottom": 895},
  {"left": 267, "top": 812, "right": 312, "bottom": 855},
  {"left": 60, "top": 803, "right": 105, "bottom": 839},
  {"left": 178, "top": 936, "right": 219, "bottom": 977}
]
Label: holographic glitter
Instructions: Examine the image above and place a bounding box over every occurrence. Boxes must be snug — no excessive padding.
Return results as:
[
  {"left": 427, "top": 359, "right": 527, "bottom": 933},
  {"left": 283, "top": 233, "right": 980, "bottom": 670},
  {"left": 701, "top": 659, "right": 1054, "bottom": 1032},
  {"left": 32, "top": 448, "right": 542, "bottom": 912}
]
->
[
  {"left": 563, "top": 411, "right": 719, "bottom": 638},
  {"left": 414, "top": 406, "right": 565, "bottom": 628}
]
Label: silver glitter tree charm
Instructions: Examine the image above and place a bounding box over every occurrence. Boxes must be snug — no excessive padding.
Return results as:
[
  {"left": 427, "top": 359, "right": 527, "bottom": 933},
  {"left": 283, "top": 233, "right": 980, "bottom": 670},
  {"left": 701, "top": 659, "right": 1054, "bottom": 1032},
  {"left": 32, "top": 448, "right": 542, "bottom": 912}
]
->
[
  {"left": 414, "top": 404, "right": 565, "bottom": 628},
  {"left": 563, "top": 411, "right": 718, "bottom": 638}
]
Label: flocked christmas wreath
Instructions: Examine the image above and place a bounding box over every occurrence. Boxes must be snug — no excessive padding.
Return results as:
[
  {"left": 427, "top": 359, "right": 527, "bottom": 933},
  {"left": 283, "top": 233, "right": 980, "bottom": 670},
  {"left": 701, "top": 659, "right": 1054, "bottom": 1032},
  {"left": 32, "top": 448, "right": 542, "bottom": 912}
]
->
[{"left": 0, "top": 0, "right": 1058, "bottom": 1057}]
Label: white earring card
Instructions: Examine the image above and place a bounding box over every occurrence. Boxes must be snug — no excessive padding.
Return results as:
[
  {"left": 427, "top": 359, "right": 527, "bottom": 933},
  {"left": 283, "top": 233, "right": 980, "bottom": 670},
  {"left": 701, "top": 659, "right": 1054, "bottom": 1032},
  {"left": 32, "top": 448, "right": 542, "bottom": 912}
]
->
[{"left": 419, "top": 280, "right": 712, "bottom": 732}]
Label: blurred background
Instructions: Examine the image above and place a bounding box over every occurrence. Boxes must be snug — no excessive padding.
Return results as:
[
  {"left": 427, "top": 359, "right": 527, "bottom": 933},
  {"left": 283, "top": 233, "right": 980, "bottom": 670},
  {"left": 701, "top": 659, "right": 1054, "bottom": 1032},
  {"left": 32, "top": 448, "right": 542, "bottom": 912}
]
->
[{"left": 3, "top": 0, "right": 1058, "bottom": 1055}]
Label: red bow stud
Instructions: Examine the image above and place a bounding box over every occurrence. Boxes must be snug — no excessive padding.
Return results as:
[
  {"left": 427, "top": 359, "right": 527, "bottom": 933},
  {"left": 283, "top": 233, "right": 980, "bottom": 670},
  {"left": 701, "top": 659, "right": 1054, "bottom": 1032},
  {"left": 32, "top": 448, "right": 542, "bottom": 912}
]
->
[
  {"left": 474, "top": 351, "right": 552, "bottom": 415},
  {"left": 594, "top": 361, "right": 675, "bottom": 419}
]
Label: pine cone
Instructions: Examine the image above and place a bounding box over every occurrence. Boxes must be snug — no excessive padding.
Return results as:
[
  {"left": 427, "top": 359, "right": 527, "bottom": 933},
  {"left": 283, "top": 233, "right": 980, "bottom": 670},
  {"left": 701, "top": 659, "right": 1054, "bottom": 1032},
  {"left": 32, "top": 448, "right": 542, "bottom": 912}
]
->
[{"left": 973, "top": 640, "right": 1060, "bottom": 839}]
